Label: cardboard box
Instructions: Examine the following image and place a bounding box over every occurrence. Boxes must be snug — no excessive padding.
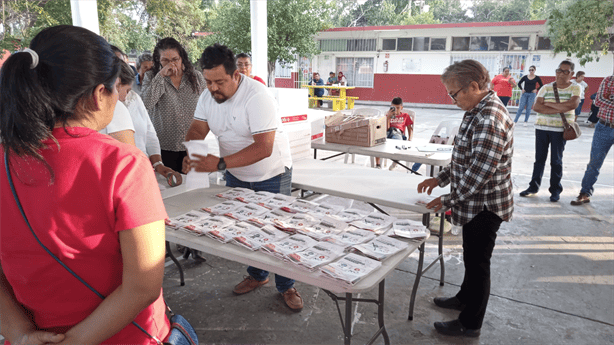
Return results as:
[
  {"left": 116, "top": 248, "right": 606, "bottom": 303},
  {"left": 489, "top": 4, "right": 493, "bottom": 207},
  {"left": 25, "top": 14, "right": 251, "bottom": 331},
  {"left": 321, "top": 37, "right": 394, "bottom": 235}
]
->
[{"left": 325, "top": 112, "right": 387, "bottom": 147}]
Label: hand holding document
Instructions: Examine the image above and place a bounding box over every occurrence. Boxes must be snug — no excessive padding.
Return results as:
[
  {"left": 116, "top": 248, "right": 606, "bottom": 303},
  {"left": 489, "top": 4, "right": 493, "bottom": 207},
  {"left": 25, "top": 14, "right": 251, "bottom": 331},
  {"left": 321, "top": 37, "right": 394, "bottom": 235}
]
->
[{"left": 183, "top": 140, "right": 210, "bottom": 190}]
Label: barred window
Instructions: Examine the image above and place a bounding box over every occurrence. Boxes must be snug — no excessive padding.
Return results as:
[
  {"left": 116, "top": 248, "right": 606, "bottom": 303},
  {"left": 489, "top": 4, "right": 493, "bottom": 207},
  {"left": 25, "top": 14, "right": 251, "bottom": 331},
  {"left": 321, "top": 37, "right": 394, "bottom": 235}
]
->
[{"left": 336, "top": 57, "right": 374, "bottom": 88}]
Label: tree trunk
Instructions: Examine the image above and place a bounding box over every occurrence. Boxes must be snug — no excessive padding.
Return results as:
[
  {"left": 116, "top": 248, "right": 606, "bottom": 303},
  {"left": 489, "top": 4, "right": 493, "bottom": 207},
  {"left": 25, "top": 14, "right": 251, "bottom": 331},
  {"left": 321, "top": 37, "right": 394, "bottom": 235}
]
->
[{"left": 268, "top": 60, "right": 275, "bottom": 87}]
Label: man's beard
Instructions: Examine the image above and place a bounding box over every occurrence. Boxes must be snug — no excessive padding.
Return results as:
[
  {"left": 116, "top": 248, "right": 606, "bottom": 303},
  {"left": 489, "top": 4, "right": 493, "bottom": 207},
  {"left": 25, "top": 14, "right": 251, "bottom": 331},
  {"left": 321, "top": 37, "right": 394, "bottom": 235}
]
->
[{"left": 211, "top": 91, "right": 228, "bottom": 104}]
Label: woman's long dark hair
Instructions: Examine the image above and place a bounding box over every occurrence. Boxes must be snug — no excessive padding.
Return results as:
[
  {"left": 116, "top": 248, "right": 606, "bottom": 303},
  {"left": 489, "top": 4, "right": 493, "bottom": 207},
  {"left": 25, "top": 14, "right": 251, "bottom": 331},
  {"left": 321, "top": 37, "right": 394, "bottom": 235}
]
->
[
  {"left": 151, "top": 37, "right": 200, "bottom": 94},
  {"left": 0, "top": 25, "right": 120, "bottom": 165}
]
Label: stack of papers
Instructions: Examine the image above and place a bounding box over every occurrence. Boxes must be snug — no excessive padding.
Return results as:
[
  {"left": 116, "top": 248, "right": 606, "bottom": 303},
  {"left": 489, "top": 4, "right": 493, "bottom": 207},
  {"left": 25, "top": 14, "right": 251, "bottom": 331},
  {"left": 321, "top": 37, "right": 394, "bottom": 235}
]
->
[
  {"left": 288, "top": 199, "right": 319, "bottom": 213},
  {"left": 287, "top": 242, "right": 346, "bottom": 271},
  {"left": 224, "top": 203, "right": 269, "bottom": 221},
  {"left": 333, "top": 208, "right": 371, "bottom": 223},
  {"left": 201, "top": 200, "right": 245, "bottom": 215},
  {"left": 391, "top": 220, "right": 429, "bottom": 239},
  {"left": 260, "top": 194, "right": 296, "bottom": 209},
  {"left": 165, "top": 210, "right": 210, "bottom": 229},
  {"left": 207, "top": 222, "right": 260, "bottom": 243},
  {"left": 232, "top": 225, "right": 290, "bottom": 251},
  {"left": 236, "top": 191, "right": 275, "bottom": 204},
  {"left": 325, "top": 227, "right": 377, "bottom": 248},
  {"left": 246, "top": 209, "right": 292, "bottom": 227},
  {"left": 312, "top": 203, "right": 345, "bottom": 217},
  {"left": 320, "top": 253, "right": 382, "bottom": 286},
  {"left": 261, "top": 234, "right": 318, "bottom": 259},
  {"left": 297, "top": 216, "right": 348, "bottom": 241},
  {"left": 352, "top": 236, "right": 409, "bottom": 260},
  {"left": 351, "top": 212, "right": 395, "bottom": 233},
  {"left": 180, "top": 216, "right": 234, "bottom": 236},
  {"left": 273, "top": 213, "right": 320, "bottom": 233},
  {"left": 216, "top": 187, "right": 254, "bottom": 200}
]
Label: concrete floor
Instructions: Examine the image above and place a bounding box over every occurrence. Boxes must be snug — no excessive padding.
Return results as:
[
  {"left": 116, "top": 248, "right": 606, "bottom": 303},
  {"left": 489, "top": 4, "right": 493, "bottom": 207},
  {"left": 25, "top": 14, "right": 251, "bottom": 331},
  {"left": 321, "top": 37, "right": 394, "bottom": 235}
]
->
[
  {"left": 161, "top": 106, "right": 614, "bottom": 344},
  {"left": 2, "top": 106, "right": 611, "bottom": 344}
]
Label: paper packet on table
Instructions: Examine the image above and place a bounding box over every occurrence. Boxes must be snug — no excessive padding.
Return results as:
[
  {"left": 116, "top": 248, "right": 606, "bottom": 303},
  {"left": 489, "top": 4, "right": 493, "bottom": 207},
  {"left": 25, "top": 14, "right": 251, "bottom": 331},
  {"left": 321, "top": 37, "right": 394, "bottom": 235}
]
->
[
  {"left": 312, "top": 203, "right": 345, "bottom": 217},
  {"left": 324, "top": 226, "right": 377, "bottom": 248},
  {"left": 287, "top": 241, "right": 346, "bottom": 271},
  {"left": 179, "top": 215, "right": 234, "bottom": 236},
  {"left": 207, "top": 222, "right": 259, "bottom": 243},
  {"left": 259, "top": 194, "right": 297, "bottom": 209},
  {"left": 183, "top": 140, "right": 210, "bottom": 190},
  {"left": 352, "top": 236, "right": 409, "bottom": 261},
  {"left": 201, "top": 200, "right": 246, "bottom": 215},
  {"left": 215, "top": 187, "right": 254, "bottom": 200},
  {"left": 224, "top": 203, "right": 269, "bottom": 221},
  {"left": 298, "top": 216, "right": 348, "bottom": 241},
  {"left": 288, "top": 199, "right": 319, "bottom": 213},
  {"left": 165, "top": 210, "right": 210, "bottom": 230},
  {"left": 236, "top": 191, "right": 276, "bottom": 204},
  {"left": 272, "top": 213, "right": 321, "bottom": 233},
  {"left": 246, "top": 208, "right": 293, "bottom": 228},
  {"left": 319, "top": 253, "right": 382, "bottom": 286},
  {"left": 415, "top": 195, "right": 437, "bottom": 206},
  {"left": 333, "top": 208, "right": 371, "bottom": 223},
  {"left": 232, "top": 225, "right": 290, "bottom": 251},
  {"left": 260, "top": 234, "right": 318, "bottom": 259},
  {"left": 391, "top": 219, "right": 429, "bottom": 239},
  {"left": 350, "top": 212, "right": 396, "bottom": 234}
]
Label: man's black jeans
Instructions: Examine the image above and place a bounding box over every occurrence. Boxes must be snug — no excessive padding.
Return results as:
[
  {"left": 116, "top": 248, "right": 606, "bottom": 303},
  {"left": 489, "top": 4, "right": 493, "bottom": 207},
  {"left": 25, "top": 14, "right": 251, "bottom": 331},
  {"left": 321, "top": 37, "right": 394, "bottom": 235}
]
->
[{"left": 456, "top": 207, "right": 503, "bottom": 329}]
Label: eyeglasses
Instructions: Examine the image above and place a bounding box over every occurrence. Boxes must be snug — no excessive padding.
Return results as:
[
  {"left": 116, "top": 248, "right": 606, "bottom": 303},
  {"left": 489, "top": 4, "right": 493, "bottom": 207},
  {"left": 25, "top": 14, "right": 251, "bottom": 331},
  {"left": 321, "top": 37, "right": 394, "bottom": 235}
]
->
[
  {"left": 237, "top": 63, "right": 252, "bottom": 68},
  {"left": 160, "top": 57, "right": 181, "bottom": 64},
  {"left": 555, "top": 68, "right": 571, "bottom": 75},
  {"left": 529, "top": 69, "right": 535, "bottom": 72},
  {"left": 449, "top": 87, "right": 464, "bottom": 101}
]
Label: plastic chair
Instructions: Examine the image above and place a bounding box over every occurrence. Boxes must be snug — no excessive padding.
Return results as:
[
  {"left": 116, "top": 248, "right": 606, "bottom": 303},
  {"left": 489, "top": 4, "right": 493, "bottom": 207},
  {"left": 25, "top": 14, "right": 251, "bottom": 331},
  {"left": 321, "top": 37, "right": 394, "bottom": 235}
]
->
[
  {"left": 351, "top": 108, "right": 382, "bottom": 117},
  {"left": 429, "top": 119, "right": 461, "bottom": 145}
]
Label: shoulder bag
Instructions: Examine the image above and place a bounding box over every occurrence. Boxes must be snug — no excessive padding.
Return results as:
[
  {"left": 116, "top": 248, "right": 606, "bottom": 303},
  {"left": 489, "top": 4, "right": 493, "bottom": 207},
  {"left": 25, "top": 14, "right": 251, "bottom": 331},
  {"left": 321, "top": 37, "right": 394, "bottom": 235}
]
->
[
  {"left": 552, "top": 82, "right": 582, "bottom": 140},
  {"left": 4, "top": 152, "right": 198, "bottom": 345}
]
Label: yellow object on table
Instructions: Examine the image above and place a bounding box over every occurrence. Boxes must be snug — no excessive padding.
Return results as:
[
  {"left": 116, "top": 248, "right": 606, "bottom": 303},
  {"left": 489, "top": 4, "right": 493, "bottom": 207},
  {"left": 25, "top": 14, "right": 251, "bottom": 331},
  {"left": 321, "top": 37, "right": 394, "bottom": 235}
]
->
[{"left": 302, "top": 85, "right": 357, "bottom": 111}]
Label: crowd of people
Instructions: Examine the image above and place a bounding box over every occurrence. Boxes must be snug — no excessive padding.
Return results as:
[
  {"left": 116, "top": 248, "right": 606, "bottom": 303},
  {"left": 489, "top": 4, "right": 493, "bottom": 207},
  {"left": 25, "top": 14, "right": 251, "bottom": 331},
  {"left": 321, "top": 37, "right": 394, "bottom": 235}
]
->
[{"left": 0, "top": 23, "right": 611, "bottom": 344}]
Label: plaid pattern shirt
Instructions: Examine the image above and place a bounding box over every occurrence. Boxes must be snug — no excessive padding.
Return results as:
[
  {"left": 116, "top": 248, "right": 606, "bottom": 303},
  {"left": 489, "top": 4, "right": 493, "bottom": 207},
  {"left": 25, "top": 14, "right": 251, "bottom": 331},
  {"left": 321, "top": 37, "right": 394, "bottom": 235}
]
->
[
  {"left": 594, "top": 75, "right": 614, "bottom": 123},
  {"left": 437, "top": 91, "right": 514, "bottom": 226}
]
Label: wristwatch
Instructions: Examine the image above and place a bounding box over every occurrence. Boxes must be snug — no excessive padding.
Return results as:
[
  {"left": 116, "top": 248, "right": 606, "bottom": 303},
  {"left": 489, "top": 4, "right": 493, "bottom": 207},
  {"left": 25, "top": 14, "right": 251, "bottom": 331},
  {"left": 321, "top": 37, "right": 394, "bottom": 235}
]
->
[{"left": 217, "top": 157, "right": 226, "bottom": 171}]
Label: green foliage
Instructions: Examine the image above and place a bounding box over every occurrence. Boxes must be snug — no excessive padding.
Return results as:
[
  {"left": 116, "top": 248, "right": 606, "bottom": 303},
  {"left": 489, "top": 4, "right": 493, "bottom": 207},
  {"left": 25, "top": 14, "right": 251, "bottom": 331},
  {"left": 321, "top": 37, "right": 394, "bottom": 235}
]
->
[
  {"left": 547, "top": 0, "right": 614, "bottom": 66},
  {"left": 424, "top": 0, "right": 467, "bottom": 24}
]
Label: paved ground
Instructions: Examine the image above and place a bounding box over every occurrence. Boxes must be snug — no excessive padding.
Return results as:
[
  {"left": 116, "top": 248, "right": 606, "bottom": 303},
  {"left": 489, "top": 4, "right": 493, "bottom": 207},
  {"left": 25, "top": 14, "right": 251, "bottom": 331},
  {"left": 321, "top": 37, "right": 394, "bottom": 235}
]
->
[{"left": 2, "top": 105, "right": 612, "bottom": 344}]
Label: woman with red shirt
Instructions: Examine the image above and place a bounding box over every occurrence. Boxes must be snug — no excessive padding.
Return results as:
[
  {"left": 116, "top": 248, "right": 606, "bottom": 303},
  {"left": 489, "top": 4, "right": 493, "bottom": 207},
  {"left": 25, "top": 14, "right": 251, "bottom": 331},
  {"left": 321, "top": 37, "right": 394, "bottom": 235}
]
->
[
  {"left": 0, "top": 26, "right": 170, "bottom": 344},
  {"left": 491, "top": 67, "right": 517, "bottom": 106}
]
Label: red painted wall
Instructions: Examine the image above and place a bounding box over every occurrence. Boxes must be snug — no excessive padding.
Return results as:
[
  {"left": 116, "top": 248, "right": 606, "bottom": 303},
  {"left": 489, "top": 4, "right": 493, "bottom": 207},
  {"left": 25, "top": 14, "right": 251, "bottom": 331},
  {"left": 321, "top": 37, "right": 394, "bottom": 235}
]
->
[{"left": 274, "top": 73, "right": 605, "bottom": 112}]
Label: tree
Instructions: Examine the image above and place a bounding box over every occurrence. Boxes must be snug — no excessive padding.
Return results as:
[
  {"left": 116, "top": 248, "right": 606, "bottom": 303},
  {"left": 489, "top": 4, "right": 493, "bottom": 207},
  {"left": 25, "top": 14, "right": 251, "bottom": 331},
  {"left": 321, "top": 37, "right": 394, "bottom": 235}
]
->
[
  {"left": 424, "top": 0, "right": 468, "bottom": 24},
  {"left": 467, "top": 0, "right": 533, "bottom": 23},
  {"left": 202, "top": 0, "right": 330, "bottom": 86},
  {"left": 546, "top": 0, "right": 614, "bottom": 67}
]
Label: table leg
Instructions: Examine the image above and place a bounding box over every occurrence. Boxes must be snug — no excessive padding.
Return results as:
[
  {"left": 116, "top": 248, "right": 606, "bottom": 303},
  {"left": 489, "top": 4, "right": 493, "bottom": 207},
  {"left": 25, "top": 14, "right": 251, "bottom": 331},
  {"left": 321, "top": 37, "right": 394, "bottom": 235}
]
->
[
  {"left": 408, "top": 242, "right": 425, "bottom": 321},
  {"left": 438, "top": 214, "right": 445, "bottom": 286},
  {"left": 377, "top": 280, "right": 390, "bottom": 345},
  {"left": 166, "top": 241, "right": 185, "bottom": 286},
  {"left": 345, "top": 293, "right": 353, "bottom": 345},
  {"left": 314, "top": 148, "right": 317, "bottom": 159}
]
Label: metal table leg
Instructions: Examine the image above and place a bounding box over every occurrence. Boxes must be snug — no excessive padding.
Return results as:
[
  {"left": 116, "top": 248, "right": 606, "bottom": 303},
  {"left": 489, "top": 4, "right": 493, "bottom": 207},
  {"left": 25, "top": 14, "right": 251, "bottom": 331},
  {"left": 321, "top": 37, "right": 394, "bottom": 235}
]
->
[
  {"left": 166, "top": 241, "right": 185, "bottom": 286},
  {"left": 408, "top": 242, "right": 425, "bottom": 320}
]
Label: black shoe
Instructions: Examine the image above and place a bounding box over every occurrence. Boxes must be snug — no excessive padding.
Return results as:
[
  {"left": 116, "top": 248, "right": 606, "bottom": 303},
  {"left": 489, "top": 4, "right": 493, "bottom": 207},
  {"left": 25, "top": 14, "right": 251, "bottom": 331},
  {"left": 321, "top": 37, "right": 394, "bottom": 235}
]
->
[
  {"left": 434, "top": 319, "right": 480, "bottom": 337},
  {"left": 519, "top": 189, "right": 537, "bottom": 197},
  {"left": 434, "top": 296, "right": 465, "bottom": 311},
  {"left": 550, "top": 193, "right": 560, "bottom": 202},
  {"left": 192, "top": 250, "right": 207, "bottom": 262}
]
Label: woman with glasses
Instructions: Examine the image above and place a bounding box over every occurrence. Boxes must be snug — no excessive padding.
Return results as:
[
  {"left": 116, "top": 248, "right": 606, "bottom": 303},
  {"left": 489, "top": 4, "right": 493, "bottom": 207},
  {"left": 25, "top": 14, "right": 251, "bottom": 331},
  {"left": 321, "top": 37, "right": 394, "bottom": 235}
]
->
[
  {"left": 490, "top": 67, "right": 516, "bottom": 106},
  {"left": 142, "top": 37, "right": 205, "bottom": 173},
  {"left": 236, "top": 53, "right": 266, "bottom": 85},
  {"left": 514, "top": 65, "right": 543, "bottom": 125}
]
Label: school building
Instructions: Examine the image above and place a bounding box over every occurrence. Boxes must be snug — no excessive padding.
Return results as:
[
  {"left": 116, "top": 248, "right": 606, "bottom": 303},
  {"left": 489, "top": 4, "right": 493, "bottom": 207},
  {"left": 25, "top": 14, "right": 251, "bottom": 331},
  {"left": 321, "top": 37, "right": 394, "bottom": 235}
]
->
[{"left": 273, "top": 20, "right": 613, "bottom": 111}]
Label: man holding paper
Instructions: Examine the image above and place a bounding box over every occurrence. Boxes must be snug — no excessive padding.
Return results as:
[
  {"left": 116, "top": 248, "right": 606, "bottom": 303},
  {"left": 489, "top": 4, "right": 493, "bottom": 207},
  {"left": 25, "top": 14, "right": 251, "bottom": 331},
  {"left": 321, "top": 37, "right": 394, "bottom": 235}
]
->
[
  {"left": 417, "top": 60, "right": 514, "bottom": 338},
  {"left": 182, "top": 44, "right": 300, "bottom": 311}
]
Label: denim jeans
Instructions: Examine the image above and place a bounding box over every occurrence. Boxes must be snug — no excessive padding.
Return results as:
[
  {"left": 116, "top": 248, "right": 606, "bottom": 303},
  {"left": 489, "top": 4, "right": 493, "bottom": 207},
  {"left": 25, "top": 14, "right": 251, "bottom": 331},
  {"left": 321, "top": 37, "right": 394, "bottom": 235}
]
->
[
  {"left": 580, "top": 121, "right": 614, "bottom": 196},
  {"left": 457, "top": 207, "right": 502, "bottom": 330},
  {"left": 575, "top": 99, "right": 585, "bottom": 116},
  {"left": 527, "top": 129, "right": 567, "bottom": 195},
  {"left": 225, "top": 167, "right": 294, "bottom": 293},
  {"left": 514, "top": 92, "right": 536, "bottom": 123}
]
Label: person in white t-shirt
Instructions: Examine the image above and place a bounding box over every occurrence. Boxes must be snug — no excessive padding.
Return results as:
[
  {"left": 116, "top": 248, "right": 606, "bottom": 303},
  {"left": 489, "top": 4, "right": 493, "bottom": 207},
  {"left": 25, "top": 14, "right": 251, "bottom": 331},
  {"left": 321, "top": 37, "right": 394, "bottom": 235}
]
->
[
  {"left": 182, "top": 44, "right": 301, "bottom": 311},
  {"left": 116, "top": 60, "right": 182, "bottom": 186},
  {"left": 99, "top": 100, "right": 135, "bottom": 146},
  {"left": 573, "top": 71, "right": 589, "bottom": 121}
]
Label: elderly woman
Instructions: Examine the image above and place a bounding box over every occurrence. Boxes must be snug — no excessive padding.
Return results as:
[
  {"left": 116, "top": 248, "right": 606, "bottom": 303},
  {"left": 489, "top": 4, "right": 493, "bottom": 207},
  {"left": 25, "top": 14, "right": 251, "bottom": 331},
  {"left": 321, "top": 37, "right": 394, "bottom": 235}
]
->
[
  {"left": 418, "top": 60, "right": 514, "bottom": 337},
  {"left": 133, "top": 52, "right": 153, "bottom": 96},
  {"left": 0, "top": 25, "right": 169, "bottom": 344},
  {"left": 491, "top": 67, "right": 516, "bottom": 106},
  {"left": 116, "top": 60, "right": 182, "bottom": 186},
  {"left": 142, "top": 37, "right": 205, "bottom": 172}
]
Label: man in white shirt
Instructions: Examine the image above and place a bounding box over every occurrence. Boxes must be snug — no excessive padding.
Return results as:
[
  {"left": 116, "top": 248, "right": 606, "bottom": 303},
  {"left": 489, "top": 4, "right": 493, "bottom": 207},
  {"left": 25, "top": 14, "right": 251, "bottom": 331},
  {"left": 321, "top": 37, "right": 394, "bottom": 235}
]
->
[
  {"left": 182, "top": 44, "right": 301, "bottom": 311},
  {"left": 573, "top": 71, "right": 589, "bottom": 121}
]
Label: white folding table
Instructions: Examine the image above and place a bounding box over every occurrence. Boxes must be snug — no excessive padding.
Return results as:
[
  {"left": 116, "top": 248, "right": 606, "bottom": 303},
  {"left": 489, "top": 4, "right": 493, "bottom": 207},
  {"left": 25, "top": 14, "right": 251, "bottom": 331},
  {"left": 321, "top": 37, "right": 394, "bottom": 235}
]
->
[{"left": 162, "top": 185, "right": 428, "bottom": 345}]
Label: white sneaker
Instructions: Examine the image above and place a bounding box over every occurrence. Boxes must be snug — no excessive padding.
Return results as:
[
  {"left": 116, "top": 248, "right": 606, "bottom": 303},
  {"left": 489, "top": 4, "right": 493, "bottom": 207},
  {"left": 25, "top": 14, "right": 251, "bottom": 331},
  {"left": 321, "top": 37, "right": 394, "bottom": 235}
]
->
[
  {"left": 389, "top": 162, "right": 397, "bottom": 170},
  {"left": 523, "top": 122, "right": 527, "bottom": 127}
]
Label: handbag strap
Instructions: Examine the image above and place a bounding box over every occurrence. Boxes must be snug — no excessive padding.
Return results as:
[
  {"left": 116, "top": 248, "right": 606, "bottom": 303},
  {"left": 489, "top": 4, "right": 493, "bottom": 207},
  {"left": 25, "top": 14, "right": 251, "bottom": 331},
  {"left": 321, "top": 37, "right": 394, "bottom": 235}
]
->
[
  {"left": 3, "top": 151, "right": 161, "bottom": 345},
  {"left": 552, "top": 82, "right": 571, "bottom": 128}
]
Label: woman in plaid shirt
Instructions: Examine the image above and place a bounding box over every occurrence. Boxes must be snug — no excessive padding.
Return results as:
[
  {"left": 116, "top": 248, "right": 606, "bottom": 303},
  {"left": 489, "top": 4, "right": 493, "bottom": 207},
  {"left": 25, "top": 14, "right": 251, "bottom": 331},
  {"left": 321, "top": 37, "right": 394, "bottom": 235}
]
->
[{"left": 418, "top": 60, "right": 514, "bottom": 338}]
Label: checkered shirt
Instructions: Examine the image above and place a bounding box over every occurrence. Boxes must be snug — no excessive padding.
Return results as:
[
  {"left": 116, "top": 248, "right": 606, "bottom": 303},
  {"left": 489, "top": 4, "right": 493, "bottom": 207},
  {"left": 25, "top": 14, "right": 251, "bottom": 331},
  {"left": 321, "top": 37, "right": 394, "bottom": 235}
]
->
[
  {"left": 437, "top": 91, "right": 514, "bottom": 226},
  {"left": 594, "top": 75, "right": 614, "bottom": 123}
]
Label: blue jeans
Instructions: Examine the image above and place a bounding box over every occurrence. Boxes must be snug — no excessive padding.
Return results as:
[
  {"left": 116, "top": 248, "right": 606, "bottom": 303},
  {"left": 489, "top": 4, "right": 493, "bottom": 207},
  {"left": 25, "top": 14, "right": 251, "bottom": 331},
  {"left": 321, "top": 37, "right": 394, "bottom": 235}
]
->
[
  {"left": 225, "top": 167, "right": 294, "bottom": 293},
  {"left": 580, "top": 121, "right": 614, "bottom": 196},
  {"left": 514, "top": 92, "right": 536, "bottom": 123},
  {"left": 575, "top": 99, "right": 585, "bottom": 116},
  {"left": 527, "top": 129, "right": 567, "bottom": 196}
]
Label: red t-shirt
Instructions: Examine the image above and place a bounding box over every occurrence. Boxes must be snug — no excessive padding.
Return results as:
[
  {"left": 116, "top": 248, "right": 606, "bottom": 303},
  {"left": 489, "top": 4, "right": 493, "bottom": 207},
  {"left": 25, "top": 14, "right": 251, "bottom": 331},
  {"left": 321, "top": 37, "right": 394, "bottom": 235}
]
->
[
  {"left": 492, "top": 74, "right": 515, "bottom": 97},
  {"left": 253, "top": 75, "right": 266, "bottom": 85},
  {"left": 0, "top": 127, "right": 169, "bottom": 344},
  {"left": 389, "top": 112, "right": 413, "bottom": 133}
]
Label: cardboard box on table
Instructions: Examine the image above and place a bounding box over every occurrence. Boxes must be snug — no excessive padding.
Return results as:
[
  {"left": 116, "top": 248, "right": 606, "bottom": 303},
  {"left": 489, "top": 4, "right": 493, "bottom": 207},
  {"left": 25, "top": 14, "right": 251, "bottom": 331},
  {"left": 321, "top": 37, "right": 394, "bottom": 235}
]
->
[{"left": 324, "top": 112, "right": 386, "bottom": 147}]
